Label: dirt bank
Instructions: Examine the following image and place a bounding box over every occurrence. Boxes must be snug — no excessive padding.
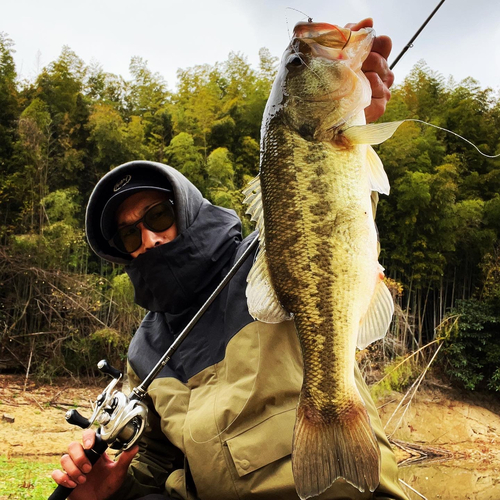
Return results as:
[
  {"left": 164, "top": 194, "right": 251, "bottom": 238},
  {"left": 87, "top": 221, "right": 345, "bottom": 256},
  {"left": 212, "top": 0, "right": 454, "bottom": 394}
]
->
[
  {"left": 0, "top": 375, "right": 106, "bottom": 458},
  {"left": 377, "top": 384, "right": 500, "bottom": 499},
  {"left": 378, "top": 384, "right": 500, "bottom": 464},
  {"left": 1, "top": 375, "right": 499, "bottom": 498},
  {"left": 1, "top": 375, "right": 499, "bottom": 459}
]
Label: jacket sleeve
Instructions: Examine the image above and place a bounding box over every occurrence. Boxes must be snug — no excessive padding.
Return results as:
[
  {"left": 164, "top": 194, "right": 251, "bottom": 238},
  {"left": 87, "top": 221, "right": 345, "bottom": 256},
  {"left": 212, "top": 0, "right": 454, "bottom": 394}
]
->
[
  {"left": 106, "top": 363, "right": 184, "bottom": 500},
  {"left": 354, "top": 365, "right": 410, "bottom": 500}
]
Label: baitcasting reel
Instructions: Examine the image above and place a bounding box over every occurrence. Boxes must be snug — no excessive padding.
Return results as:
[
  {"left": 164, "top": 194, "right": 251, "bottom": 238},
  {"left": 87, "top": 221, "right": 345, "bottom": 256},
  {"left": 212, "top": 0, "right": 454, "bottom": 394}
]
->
[
  {"left": 65, "top": 359, "right": 148, "bottom": 450},
  {"left": 48, "top": 360, "right": 148, "bottom": 500}
]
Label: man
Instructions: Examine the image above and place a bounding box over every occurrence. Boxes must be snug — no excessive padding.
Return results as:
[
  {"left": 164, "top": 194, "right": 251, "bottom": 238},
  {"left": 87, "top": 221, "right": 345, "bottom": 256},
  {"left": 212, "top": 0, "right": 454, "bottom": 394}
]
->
[{"left": 52, "top": 19, "right": 408, "bottom": 500}]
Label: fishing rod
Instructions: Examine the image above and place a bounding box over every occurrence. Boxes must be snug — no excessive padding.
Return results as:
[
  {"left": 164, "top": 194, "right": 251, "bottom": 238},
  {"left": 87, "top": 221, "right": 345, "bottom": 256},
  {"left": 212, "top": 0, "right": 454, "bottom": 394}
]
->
[
  {"left": 390, "top": 0, "right": 446, "bottom": 69},
  {"left": 48, "top": 236, "right": 259, "bottom": 500}
]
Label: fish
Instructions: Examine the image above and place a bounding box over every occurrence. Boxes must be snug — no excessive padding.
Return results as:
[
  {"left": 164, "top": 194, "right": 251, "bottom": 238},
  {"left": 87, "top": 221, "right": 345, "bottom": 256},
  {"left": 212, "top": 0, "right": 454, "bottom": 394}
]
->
[{"left": 243, "top": 21, "right": 398, "bottom": 499}]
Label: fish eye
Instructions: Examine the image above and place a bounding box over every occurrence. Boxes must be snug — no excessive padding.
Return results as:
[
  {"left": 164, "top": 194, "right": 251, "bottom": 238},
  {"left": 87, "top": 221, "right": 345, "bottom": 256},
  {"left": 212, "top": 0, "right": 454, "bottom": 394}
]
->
[{"left": 287, "top": 55, "right": 304, "bottom": 67}]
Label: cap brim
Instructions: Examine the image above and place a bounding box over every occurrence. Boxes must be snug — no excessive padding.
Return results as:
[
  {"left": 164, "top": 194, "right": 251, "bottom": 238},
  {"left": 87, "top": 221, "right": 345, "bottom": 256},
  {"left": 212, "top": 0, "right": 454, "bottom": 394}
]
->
[{"left": 100, "top": 186, "right": 172, "bottom": 242}]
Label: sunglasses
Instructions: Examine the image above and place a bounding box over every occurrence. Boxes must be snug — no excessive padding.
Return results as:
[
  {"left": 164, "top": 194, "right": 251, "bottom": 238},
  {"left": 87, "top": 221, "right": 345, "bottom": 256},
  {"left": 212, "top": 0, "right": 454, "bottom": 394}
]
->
[{"left": 109, "top": 200, "right": 175, "bottom": 254}]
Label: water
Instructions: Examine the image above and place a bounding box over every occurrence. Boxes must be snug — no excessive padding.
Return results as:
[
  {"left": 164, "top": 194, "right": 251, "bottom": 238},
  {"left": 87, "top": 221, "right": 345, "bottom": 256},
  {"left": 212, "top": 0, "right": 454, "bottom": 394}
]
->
[{"left": 399, "top": 460, "right": 500, "bottom": 500}]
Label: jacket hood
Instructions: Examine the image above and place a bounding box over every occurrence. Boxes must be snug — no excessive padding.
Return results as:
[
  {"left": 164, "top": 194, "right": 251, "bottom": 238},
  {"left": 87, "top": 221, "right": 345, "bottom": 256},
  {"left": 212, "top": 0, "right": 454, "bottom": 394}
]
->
[
  {"left": 86, "top": 161, "right": 242, "bottom": 317},
  {"left": 86, "top": 160, "right": 208, "bottom": 265}
]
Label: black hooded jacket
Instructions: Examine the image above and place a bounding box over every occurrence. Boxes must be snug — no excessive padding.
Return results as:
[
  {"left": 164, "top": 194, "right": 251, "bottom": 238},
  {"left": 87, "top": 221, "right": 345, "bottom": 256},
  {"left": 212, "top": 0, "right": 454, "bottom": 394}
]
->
[{"left": 86, "top": 160, "right": 257, "bottom": 382}]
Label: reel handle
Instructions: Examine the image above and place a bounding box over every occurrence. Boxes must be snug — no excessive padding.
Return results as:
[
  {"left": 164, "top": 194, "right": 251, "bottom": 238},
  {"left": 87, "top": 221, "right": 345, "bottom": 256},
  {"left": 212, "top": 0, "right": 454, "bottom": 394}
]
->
[
  {"left": 65, "top": 409, "right": 90, "bottom": 429},
  {"left": 98, "top": 359, "right": 122, "bottom": 379},
  {"left": 47, "top": 433, "right": 108, "bottom": 500}
]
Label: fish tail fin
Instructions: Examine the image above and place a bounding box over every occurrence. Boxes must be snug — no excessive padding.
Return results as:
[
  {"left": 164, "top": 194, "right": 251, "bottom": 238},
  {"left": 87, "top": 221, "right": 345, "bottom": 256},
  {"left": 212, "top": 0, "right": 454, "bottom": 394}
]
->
[{"left": 292, "top": 397, "right": 381, "bottom": 500}]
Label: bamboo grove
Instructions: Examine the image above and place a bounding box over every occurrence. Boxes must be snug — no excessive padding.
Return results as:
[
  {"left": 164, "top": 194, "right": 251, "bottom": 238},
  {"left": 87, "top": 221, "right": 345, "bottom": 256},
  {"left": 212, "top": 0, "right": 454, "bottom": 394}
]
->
[{"left": 0, "top": 33, "right": 499, "bottom": 389}]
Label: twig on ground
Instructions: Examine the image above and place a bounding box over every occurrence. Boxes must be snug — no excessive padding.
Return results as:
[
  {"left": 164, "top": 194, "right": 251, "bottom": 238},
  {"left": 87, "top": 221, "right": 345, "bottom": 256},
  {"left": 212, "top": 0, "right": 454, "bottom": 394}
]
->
[
  {"left": 50, "top": 388, "right": 68, "bottom": 405},
  {"left": 385, "top": 344, "right": 443, "bottom": 437},
  {"left": 23, "top": 341, "right": 34, "bottom": 393},
  {"left": 376, "top": 399, "right": 396, "bottom": 410},
  {"left": 27, "top": 395, "right": 45, "bottom": 411},
  {"left": 399, "top": 479, "right": 427, "bottom": 500}
]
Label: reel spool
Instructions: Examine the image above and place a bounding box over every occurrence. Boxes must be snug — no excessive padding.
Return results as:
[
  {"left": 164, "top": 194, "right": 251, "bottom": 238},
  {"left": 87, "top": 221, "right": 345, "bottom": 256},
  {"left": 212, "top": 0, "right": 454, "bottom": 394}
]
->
[{"left": 65, "top": 359, "right": 148, "bottom": 451}]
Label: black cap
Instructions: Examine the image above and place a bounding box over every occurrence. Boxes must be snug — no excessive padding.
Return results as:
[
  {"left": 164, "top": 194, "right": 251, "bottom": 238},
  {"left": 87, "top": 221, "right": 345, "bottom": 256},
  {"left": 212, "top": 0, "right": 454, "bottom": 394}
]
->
[
  {"left": 100, "top": 171, "right": 172, "bottom": 241},
  {"left": 86, "top": 162, "right": 174, "bottom": 263}
]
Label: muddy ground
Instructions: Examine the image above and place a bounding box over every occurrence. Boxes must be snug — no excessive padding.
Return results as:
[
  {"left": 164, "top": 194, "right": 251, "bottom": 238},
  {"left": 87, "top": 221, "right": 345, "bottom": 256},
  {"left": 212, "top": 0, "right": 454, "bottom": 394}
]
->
[
  {"left": 0, "top": 375, "right": 105, "bottom": 459},
  {"left": 1, "top": 375, "right": 499, "bottom": 498}
]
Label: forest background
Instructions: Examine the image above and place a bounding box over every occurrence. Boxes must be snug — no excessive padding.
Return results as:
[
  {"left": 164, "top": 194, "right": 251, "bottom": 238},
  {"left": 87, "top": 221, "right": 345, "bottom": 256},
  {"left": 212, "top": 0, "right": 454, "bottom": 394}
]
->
[{"left": 0, "top": 31, "right": 499, "bottom": 393}]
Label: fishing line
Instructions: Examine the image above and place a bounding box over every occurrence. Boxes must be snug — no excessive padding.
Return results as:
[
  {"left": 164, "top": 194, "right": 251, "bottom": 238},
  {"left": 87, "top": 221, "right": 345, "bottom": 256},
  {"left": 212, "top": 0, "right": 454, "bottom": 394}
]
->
[
  {"left": 416, "top": 120, "right": 500, "bottom": 158},
  {"left": 284, "top": 8, "right": 309, "bottom": 44},
  {"left": 285, "top": 7, "right": 313, "bottom": 23},
  {"left": 402, "top": 119, "right": 500, "bottom": 158}
]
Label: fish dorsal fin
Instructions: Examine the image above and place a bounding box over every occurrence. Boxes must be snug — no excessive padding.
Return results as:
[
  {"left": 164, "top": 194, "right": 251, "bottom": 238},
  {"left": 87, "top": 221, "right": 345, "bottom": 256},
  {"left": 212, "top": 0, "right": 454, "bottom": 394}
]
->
[
  {"left": 357, "top": 273, "right": 394, "bottom": 350},
  {"left": 343, "top": 121, "right": 405, "bottom": 145},
  {"left": 242, "top": 175, "right": 292, "bottom": 323},
  {"left": 366, "top": 146, "right": 390, "bottom": 195}
]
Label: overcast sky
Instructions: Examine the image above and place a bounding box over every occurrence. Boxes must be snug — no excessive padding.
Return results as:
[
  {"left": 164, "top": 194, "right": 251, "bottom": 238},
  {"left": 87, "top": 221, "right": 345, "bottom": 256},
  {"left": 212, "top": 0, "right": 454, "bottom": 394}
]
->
[{"left": 3, "top": 0, "right": 500, "bottom": 93}]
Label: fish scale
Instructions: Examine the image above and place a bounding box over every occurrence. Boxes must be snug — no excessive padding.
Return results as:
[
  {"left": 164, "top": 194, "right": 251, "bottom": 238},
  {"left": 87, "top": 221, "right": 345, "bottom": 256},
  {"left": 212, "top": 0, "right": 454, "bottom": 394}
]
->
[{"left": 263, "top": 126, "right": 372, "bottom": 403}]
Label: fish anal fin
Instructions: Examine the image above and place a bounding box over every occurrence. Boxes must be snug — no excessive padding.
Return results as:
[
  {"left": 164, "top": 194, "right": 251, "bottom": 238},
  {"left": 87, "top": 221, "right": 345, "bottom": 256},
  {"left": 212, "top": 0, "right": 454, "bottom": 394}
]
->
[
  {"left": 343, "top": 121, "right": 405, "bottom": 145},
  {"left": 357, "top": 277, "right": 394, "bottom": 350},
  {"left": 292, "top": 398, "right": 381, "bottom": 499},
  {"left": 366, "top": 146, "right": 390, "bottom": 195}
]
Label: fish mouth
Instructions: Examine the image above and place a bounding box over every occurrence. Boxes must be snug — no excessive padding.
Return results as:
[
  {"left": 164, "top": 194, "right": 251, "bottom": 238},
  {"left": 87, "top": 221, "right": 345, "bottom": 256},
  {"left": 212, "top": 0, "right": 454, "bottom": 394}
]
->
[
  {"left": 290, "top": 22, "right": 375, "bottom": 71},
  {"left": 293, "top": 22, "right": 351, "bottom": 45},
  {"left": 284, "top": 36, "right": 358, "bottom": 102}
]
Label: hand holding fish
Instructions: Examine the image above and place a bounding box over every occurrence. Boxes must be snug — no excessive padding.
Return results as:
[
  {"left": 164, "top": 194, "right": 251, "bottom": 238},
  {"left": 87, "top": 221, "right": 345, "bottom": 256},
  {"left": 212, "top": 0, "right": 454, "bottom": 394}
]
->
[{"left": 346, "top": 18, "right": 394, "bottom": 123}]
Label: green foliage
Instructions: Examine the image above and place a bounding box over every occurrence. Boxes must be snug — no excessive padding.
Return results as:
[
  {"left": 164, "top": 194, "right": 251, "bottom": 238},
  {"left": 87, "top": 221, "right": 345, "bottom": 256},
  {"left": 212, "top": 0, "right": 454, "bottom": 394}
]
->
[
  {"left": 165, "top": 132, "right": 205, "bottom": 192},
  {"left": 0, "top": 456, "right": 59, "bottom": 499},
  {"left": 42, "top": 188, "right": 81, "bottom": 226},
  {"left": 441, "top": 299, "right": 500, "bottom": 391},
  {"left": 480, "top": 249, "right": 500, "bottom": 310},
  {"left": 370, "top": 356, "right": 417, "bottom": 401},
  {"left": 59, "top": 326, "right": 129, "bottom": 376},
  {"left": 111, "top": 272, "right": 136, "bottom": 308},
  {"left": 1, "top": 34, "right": 500, "bottom": 387},
  {"left": 0, "top": 32, "right": 20, "bottom": 168},
  {"left": 207, "top": 147, "right": 235, "bottom": 190},
  {"left": 87, "top": 103, "right": 149, "bottom": 168}
]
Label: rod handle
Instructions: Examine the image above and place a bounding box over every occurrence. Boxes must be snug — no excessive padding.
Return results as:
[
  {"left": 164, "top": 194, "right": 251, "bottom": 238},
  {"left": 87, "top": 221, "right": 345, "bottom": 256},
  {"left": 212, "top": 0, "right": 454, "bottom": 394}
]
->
[{"left": 47, "top": 434, "right": 108, "bottom": 500}]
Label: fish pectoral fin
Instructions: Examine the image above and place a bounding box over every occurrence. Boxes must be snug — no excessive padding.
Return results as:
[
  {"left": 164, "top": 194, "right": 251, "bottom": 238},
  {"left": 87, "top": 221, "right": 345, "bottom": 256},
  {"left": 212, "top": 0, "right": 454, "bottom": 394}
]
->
[
  {"left": 242, "top": 175, "right": 292, "bottom": 323},
  {"left": 342, "top": 120, "right": 405, "bottom": 145},
  {"left": 246, "top": 247, "right": 293, "bottom": 323},
  {"left": 357, "top": 277, "right": 394, "bottom": 350},
  {"left": 366, "top": 146, "right": 390, "bottom": 195}
]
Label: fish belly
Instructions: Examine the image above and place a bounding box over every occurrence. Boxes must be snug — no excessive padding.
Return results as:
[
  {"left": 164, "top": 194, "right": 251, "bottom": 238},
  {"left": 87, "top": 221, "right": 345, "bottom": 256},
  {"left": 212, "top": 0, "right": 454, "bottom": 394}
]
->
[{"left": 261, "top": 127, "right": 381, "bottom": 499}]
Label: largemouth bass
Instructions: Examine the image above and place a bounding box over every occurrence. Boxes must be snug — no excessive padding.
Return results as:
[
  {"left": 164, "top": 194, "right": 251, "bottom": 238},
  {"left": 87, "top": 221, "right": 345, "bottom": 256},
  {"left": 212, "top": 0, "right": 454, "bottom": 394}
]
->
[{"left": 243, "top": 22, "right": 397, "bottom": 499}]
